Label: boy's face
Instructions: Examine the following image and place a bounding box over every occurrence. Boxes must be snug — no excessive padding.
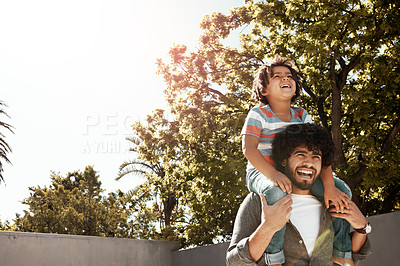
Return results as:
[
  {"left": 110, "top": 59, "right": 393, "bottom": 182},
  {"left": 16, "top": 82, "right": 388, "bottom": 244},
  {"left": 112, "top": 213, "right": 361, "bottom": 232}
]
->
[{"left": 261, "top": 66, "right": 296, "bottom": 102}]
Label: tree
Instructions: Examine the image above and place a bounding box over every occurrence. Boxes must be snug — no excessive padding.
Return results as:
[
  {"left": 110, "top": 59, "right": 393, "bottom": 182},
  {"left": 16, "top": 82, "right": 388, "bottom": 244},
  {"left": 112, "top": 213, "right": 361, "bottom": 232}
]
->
[
  {"left": 117, "top": 109, "right": 187, "bottom": 245},
  {"left": 121, "top": 110, "right": 247, "bottom": 247},
  {"left": 0, "top": 100, "right": 14, "bottom": 183},
  {"left": 157, "top": 0, "right": 400, "bottom": 213},
  {"left": 13, "top": 166, "right": 133, "bottom": 238},
  {"left": 127, "top": 0, "right": 399, "bottom": 246}
]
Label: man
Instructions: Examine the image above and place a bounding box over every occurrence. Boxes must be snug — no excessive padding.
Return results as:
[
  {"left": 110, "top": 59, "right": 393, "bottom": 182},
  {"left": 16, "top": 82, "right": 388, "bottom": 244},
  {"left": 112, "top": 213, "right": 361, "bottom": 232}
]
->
[{"left": 226, "top": 123, "right": 372, "bottom": 265}]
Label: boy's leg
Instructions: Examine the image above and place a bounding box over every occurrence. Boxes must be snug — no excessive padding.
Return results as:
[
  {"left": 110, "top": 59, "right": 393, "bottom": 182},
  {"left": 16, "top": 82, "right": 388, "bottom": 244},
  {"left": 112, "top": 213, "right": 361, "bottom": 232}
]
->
[
  {"left": 247, "top": 170, "right": 287, "bottom": 264},
  {"left": 311, "top": 177, "right": 353, "bottom": 259}
]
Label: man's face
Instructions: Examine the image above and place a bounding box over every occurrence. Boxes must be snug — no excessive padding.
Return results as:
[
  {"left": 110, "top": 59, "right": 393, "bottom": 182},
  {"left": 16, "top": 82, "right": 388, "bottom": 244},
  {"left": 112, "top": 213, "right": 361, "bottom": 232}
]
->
[{"left": 283, "top": 146, "right": 322, "bottom": 192}]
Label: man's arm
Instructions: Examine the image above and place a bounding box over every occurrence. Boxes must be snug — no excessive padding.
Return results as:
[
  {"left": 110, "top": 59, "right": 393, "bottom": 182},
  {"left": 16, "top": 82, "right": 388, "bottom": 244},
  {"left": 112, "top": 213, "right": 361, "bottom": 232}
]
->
[
  {"left": 248, "top": 194, "right": 292, "bottom": 261},
  {"left": 226, "top": 193, "right": 263, "bottom": 266},
  {"left": 329, "top": 200, "right": 370, "bottom": 253},
  {"left": 226, "top": 193, "right": 292, "bottom": 265}
]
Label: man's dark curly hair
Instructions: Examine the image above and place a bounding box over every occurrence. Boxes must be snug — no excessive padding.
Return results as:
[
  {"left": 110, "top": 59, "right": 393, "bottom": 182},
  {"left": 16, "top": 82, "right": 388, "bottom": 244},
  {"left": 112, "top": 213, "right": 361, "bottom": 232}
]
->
[
  {"left": 272, "top": 123, "right": 335, "bottom": 172},
  {"left": 252, "top": 55, "right": 302, "bottom": 105}
]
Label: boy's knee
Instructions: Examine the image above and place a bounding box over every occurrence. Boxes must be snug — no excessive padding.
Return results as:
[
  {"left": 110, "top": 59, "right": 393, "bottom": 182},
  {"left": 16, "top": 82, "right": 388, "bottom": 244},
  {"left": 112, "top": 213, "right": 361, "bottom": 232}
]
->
[
  {"left": 336, "top": 179, "right": 352, "bottom": 199},
  {"left": 342, "top": 183, "right": 352, "bottom": 199},
  {"left": 262, "top": 186, "right": 286, "bottom": 204}
]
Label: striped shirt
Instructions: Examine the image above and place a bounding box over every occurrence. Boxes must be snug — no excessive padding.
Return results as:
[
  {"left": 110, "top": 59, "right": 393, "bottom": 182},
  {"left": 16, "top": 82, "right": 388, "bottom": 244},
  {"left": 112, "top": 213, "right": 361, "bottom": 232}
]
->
[{"left": 241, "top": 104, "right": 313, "bottom": 170}]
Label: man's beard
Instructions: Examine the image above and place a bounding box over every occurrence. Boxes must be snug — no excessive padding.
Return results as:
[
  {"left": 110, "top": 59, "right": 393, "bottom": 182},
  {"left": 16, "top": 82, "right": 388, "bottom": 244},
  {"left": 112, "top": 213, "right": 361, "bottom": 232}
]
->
[{"left": 283, "top": 164, "right": 318, "bottom": 191}]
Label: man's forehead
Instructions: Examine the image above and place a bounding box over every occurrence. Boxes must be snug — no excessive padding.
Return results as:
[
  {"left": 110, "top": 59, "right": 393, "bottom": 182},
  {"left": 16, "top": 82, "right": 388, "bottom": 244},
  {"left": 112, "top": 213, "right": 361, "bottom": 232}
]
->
[{"left": 292, "top": 145, "right": 322, "bottom": 155}]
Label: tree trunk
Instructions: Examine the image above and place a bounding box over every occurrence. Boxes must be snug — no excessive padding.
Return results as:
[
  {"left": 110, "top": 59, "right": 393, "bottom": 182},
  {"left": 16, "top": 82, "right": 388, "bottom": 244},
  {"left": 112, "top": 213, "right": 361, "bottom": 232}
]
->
[
  {"left": 329, "top": 54, "right": 346, "bottom": 166},
  {"left": 163, "top": 194, "right": 177, "bottom": 226}
]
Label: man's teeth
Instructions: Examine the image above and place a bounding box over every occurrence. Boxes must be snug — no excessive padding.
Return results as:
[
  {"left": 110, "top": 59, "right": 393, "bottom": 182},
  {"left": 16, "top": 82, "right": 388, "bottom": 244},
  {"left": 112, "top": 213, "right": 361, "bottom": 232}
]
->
[
  {"left": 297, "top": 170, "right": 312, "bottom": 177},
  {"left": 281, "top": 85, "right": 290, "bottom": 88}
]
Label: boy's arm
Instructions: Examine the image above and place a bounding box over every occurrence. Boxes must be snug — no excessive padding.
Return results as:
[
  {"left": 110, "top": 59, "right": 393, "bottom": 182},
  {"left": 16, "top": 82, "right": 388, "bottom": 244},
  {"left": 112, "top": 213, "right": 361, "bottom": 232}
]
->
[
  {"left": 320, "top": 166, "right": 350, "bottom": 212},
  {"left": 242, "top": 134, "right": 292, "bottom": 193}
]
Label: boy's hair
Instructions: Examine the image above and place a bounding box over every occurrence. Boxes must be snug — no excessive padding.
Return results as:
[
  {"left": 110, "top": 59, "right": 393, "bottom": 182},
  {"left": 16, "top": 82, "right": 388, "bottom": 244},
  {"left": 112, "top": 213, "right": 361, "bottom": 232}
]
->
[
  {"left": 272, "top": 123, "right": 335, "bottom": 172},
  {"left": 252, "top": 55, "right": 302, "bottom": 105}
]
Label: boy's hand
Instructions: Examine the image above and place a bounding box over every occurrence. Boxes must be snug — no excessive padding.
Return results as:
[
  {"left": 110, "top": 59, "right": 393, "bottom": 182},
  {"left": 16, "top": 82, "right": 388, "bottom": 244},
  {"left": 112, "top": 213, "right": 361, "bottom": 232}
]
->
[
  {"left": 270, "top": 171, "right": 292, "bottom": 193},
  {"left": 329, "top": 201, "right": 368, "bottom": 230},
  {"left": 324, "top": 186, "right": 351, "bottom": 212}
]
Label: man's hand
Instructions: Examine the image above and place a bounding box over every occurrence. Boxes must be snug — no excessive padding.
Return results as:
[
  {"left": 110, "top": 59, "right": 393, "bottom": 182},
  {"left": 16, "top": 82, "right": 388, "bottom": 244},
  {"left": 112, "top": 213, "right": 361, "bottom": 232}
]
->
[
  {"left": 329, "top": 201, "right": 367, "bottom": 230},
  {"left": 324, "top": 186, "right": 351, "bottom": 213},
  {"left": 269, "top": 171, "right": 292, "bottom": 193},
  {"left": 260, "top": 193, "right": 292, "bottom": 232},
  {"left": 248, "top": 194, "right": 292, "bottom": 262},
  {"left": 329, "top": 200, "right": 368, "bottom": 254}
]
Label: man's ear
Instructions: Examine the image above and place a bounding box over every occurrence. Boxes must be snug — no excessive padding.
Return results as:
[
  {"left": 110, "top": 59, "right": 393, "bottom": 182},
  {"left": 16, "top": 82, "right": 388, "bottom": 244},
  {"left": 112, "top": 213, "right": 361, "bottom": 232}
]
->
[{"left": 281, "top": 159, "right": 287, "bottom": 167}]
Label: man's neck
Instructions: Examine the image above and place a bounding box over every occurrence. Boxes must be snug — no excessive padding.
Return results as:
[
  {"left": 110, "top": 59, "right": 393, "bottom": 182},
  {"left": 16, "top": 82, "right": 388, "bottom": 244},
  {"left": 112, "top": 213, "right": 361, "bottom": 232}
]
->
[{"left": 292, "top": 188, "right": 312, "bottom": 195}]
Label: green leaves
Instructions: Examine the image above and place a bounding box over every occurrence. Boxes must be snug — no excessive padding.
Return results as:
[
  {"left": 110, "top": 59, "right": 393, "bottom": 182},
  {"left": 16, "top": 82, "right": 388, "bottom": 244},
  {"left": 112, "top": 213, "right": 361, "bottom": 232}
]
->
[{"left": 14, "top": 166, "right": 133, "bottom": 238}]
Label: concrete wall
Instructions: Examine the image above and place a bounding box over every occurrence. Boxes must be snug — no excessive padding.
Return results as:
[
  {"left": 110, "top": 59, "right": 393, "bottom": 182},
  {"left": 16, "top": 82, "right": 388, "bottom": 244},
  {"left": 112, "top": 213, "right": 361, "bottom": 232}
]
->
[
  {"left": 0, "top": 231, "right": 179, "bottom": 266},
  {"left": 1, "top": 211, "right": 399, "bottom": 266},
  {"left": 173, "top": 242, "right": 229, "bottom": 266},
  {"left": 358, "top": 211, "right": 400, "bottom": 266}
]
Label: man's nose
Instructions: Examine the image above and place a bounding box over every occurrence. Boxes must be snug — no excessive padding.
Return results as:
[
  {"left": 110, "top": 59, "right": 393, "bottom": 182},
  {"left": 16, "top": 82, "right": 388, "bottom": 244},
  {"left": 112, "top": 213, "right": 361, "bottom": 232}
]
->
[{"left": 302, "top": 156, "right": 314, "bottom": 167}]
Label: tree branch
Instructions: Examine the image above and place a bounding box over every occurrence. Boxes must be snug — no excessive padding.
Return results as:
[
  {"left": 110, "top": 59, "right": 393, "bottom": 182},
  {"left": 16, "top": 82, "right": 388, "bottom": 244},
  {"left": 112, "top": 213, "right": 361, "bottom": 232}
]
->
[
  {"left": 302, "top": 84, "right": 329, "bottom": 129},
  {"left": 201, "top": 83, "right": 231, "bottom": 105},
  {"left": 348, "top": 116, "right": 400, "bottom": 212},
  {"left": 381, "top": 117, "right": 400, "bottom": 156}
]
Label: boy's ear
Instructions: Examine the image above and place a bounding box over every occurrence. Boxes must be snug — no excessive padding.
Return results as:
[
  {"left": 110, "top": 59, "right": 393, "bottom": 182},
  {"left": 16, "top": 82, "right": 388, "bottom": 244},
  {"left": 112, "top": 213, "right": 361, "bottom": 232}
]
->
[{"left": 261, "top": 89, "right": 268, "bottom": 96}]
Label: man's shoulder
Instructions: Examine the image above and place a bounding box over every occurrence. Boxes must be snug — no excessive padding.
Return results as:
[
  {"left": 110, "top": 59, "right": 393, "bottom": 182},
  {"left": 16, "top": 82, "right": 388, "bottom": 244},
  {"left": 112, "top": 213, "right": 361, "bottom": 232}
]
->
[
  {"left": 243, "top": 192, "right": 261, "bottom": 204},
  {"left": 239, "top": 193, "right": 262, "bottom": 212}
]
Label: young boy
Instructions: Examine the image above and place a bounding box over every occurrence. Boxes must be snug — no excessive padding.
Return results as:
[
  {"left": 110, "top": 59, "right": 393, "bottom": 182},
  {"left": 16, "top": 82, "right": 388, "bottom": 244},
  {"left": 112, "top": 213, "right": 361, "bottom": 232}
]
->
[{"left": 242, "top": 55, "right": 354, "bottom": 265}]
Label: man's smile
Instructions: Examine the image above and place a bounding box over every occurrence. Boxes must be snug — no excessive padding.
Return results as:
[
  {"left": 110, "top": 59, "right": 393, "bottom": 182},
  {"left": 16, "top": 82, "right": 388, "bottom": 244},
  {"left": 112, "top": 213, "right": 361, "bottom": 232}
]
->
[{"left": 295, "top": 167, "right": 315, "bottom": 179}]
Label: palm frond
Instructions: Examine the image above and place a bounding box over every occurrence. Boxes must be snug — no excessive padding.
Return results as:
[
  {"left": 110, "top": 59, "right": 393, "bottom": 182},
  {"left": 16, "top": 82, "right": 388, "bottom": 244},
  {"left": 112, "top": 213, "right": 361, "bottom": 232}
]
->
[
  {"left": 125, "top": 136, "right": 143, "bottom": 153},
  {"left": 0, "top": 100, "right": 14, "bottom": 183},
  {"left": 116, "top": 159, "right": 157, "bottom": 181}
]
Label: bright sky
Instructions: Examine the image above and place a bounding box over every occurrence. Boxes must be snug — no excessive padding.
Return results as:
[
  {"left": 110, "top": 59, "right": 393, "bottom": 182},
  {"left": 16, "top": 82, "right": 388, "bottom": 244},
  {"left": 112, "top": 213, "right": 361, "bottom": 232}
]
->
[{"left": 0, "top": 0, "right": 243, "bottom": 222}]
